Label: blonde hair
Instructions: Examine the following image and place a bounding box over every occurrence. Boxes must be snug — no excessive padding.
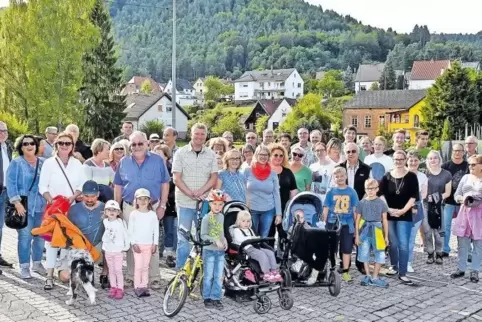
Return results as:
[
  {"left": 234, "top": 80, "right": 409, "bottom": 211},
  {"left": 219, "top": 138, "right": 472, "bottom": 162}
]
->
[
  {"left": 236, "top": 210, "right": 252, "bottom": 228},
  {"left": 426, "top": 150, "right": 443, "bottom": 170},
  {"left": 208, "top": 137, "right": 229, "bottom": 153},
  {"left": 332, "top": 166, "right": 347, "bottom": 176},
  {"left": 222, "top": 148, "right": 242, "bottom": 170},
  {"left": 153, "top": 144, "right": 172, "bottom": 160},
  {"left": 268, "top": 143, "right": 289, "bottom": 168},
  {"left": 364, "top": 178, "right": 379, "bottom": 188},
  {"left": 54, "top": 132, "right": 75, "bottom": 158},
  {"left": 109, "top": 141, "right": 127, "bottom": 163},
  {"left": 374, "top": 136, "right": 387, "bottom": 146},
  {"left": 251, "top": 145, "right": 270, "bottom": 164},
  {"left": 91, "top": 138, "right": 110, "bottom": 156}
]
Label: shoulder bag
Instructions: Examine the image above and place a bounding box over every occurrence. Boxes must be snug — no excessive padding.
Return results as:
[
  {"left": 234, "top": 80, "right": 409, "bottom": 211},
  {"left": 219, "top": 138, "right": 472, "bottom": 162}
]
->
[
  {"left": 55, "top": 157, "right": 75, "bottom": 195},
  {"left": 5, "top": 158, "right": 39, "bottom": 229}
]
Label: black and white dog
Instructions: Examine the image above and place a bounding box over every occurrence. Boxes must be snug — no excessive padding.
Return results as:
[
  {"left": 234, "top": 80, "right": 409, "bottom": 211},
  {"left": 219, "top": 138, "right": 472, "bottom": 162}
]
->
[{"left": 65, "top": 249, "right": 97, "bottom": 305}]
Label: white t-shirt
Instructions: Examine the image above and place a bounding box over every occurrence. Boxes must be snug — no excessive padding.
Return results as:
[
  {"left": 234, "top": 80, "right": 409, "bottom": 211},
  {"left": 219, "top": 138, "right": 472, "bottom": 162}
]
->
[
  {"left": 310, "top": 161, "right": 336, "bottom": 200},
  {"left": 102, "top": 218, "right": 129, "bottom": 253},
  {"left": 416, "top": 171, "right": 428, "bottom": 197},
  {"left": 364, "top": 154, "right": 394, "bottom": 181},
  {"left": 128, "top": 210, "right": 159, "bottom": 245}
]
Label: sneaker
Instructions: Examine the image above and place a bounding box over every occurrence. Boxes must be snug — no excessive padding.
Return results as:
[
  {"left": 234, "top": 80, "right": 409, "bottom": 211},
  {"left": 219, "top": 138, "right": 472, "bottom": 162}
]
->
[
  {"left": 271, "top": 270, "right": 283, "bottom": 282},
  {"left": 108, "top": 287, "right": 117, "bottom": 298},
  {"left": 361, "top": 275, "right": 371, "bottom": 286},
  {"left": 450, "top": 270, "right": 465, "bottom": 279},
  {"left": 398, "top": 276, "right": 414, "bottom": 285},
  {"left": 442, "top": 252, "right": 450, "bottom": 258},
  {"left": 143, "top": 288, "right": 151, "bottom": 297},
  {"left": 134, "top": 288, "right": 144, "bottom": 297},
  {"left": 20, "top": 265, "right": 31, "bottom": 279},
  {"left": 114, "top": 289, "right": 124, "bottom": 299},
  {"left": 342, "top": 272, "right": 352, "bottom": 283},
  {"left": 370, "top": 278, "right": 389, "bottom": 288},
  {"left": 32, "top": 262, "right": 47, "bottom": 275},
  {"left": 407, "top": 263, "right": 414, "bottom": 273},
  {"left": 0, "top": 257, "right": 13, "bottom": 267},
  {"left": 204, "top": 299, "right": 214, "bottom": 308},
  {"left": 470, "top": 271, "right": 479, "bottom": 283},
  {"left": 166, "top": 255, "right": 176, "bottom": 268},
  {"left": 306, "top": 269, "right": 319, "bottom": 285},
  {"left": 386, "top": 267, "right": 398, "bottom": 276},
  {"left": 263, "top": 274, "right": 275, "bottom": 283},
  {"left": 426, "top": 253, "right": 435, "bottom": 264},
  {"left": 213, "top": 300, "right": 223, "bottom": 310},
  {"left": 435, "top": 254, "right": 443, "bottom": 265}
]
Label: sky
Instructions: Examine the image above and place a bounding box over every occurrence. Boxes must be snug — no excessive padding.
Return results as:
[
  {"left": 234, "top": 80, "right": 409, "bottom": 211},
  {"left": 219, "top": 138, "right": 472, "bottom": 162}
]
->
[{"left": 306, "top": 0, "right": 482, "bottom": 34}]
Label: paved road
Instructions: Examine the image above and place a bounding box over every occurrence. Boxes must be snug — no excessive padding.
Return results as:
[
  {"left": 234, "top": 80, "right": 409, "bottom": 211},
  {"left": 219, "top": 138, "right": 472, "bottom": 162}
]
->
[{"left": 0, "top": 227, "right": 482, "bottom": 322}]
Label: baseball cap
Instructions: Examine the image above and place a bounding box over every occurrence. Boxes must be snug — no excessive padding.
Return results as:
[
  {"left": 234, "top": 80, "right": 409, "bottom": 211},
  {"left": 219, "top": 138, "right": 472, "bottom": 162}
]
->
[
  {"left": 82, "top": 180, "right": 99, "bottom": 195},
  {"left": 135, "top": 188, "right": 151, "bottom": 199},
  {"left": 149, "top": 133, "right": 160, "bottom": 140},
  {"left": 105, "top": 200, "right": 121, "bottom": 211}
]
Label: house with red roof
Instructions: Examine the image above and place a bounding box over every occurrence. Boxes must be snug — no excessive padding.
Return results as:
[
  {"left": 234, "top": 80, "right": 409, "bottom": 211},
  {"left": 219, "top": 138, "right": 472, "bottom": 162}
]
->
[
  {"left": 121, "top": 76, "right": 162, "bottom": 95},
  {"left": 244, "top": 98, "right": 297, "bottom": 131},
  {"left": 408, "top": 60, "right": 451, "bottom": 90}
]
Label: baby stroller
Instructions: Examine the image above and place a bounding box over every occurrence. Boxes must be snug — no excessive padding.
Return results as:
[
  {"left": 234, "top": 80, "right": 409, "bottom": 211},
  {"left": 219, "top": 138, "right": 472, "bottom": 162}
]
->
[
  {"left": 280, "top": 192, "right": 341, "bottom": 296},
  {"left": 222, "top": 201, "right": 294, "bottom": 314}
]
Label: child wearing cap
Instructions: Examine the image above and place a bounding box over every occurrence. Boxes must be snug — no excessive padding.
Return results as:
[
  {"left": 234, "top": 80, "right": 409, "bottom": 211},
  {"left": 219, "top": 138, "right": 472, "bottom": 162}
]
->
[
  {"left": 128, "top": 188, "right": 159, "bottom": 297},
  {"left": 102, "top": 200, "right": 129, "bottom": 299}
]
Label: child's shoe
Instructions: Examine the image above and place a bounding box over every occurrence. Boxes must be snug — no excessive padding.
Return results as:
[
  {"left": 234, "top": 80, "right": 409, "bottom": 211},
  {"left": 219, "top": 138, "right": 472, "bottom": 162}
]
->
[
  {"left": 370, "top": 278, "right": 389, "bottom": 288},
  {"left": 342, "top": 272, "right": 353, "bottom": 283},
  {"left": 114, "top": 289, "right": 124, "bottom": 299},
  {"left": 271, "top": 270, "right": 283, "bottom": 282},
  {"left": 262, "top": 274, "right": 274, "bottom": 283},
  {"left": 204, "top": 299, "right": 214, "bottom": 308},
  {"left": 108, "top": 287, "right": 117, "bottom": 298},
  {"left": 360, "top": 275, "right": 371, "bottom": 286},
  {"left": 143, "top": 288, "right": 151, "bottom": 297},
  {"left": 306, "top": 269, "right": 319, "bottom": 285},
  {"left": 213, "top": 300, "right": 223, "bottom": 310},
  {"left": 134, "top": 288, "right": 143, "bottom": 297}
]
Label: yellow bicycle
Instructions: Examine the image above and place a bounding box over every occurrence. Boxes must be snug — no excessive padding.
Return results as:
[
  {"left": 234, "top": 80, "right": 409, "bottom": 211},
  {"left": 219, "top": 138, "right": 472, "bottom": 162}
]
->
[{"left": 162, "top": 229, "right": 210, "bottom": 317}]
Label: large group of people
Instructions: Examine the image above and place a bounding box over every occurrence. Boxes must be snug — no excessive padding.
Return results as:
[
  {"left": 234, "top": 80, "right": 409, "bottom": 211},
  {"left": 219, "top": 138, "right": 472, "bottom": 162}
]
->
[{"left": 0, "top": 118, "right": 481, "bottom": 308}]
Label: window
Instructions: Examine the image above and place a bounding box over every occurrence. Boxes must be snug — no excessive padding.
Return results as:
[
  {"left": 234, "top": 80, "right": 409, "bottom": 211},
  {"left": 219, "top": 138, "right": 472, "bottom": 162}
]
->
[
  {"left": 267, "top": 92, "right": 271, "bottom": 97},
  {"left": 364, "top": 115, "right": 372, "bottom": 128},
  {"left": 166, "top": 105, "right": 172, "bottom": 112},
  {"left": 298, "top": 83, "right": 301, "bottom": 88},
  {"left": 414, "top": 115, "right": 420, "bottom": 128},
  {"left": 267, "top": 82, "right": 271, "bottom": 86},
  {"left": 379, "top": 115, "right": 385, "bottom": 126},
  {"left": 404, "top": 115, "right": 409, "bottom": 123},
  {"left": 240, "top": 93, "right": 249, "bottom": 98},
  {"left": 280, "top": 91, "right": 285, "bottom": 96},
  {"left": 256, "top": 112, "right": 262, "bottom": 118},
  {"left": 351, "top": 117, "right": 358, "bottom": 128},
  {"left": 395, "top": 115, "right": 400, "bottom": 123},
  {"left": 157, "top": 104, "right": 163, "bottom": 112},
  {"left": 273, "top": 122, "right": 279, "bottom": 130},
  {"left": 280, "top": 82, "right": 285, "bottom": 87},
  {"left": 242, "top": 84, "right": 248, "bottom": 88},
  {"left": 259, "top": 82, "right": 263, "bottom": 88},
  {"left": 360, "top": 85, "right": 367, "bottom": 91}
]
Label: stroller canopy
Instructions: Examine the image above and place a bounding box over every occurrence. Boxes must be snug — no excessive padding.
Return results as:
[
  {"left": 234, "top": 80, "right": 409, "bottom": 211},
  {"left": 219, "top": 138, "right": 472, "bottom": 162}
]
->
[{"left": 283, "top": 192, "right": 323, "bottom": 231}]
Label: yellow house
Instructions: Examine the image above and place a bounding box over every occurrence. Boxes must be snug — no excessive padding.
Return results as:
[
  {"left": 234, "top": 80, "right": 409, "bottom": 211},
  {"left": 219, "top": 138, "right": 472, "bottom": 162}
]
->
[{"left": 387, "top": 96, "right": 427, "bottom": 144}]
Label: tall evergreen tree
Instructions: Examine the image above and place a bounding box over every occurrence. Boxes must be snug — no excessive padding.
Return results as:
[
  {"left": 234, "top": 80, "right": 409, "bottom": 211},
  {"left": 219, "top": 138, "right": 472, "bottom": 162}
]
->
[
  {"left": 80, "top": 0, "right": 126, "bottom": 141},
  {"left": 342, "top": 66, "right": 354, "bottom": 93},
  {"left": 378, "top": 61, "right": 396, "bottom": 90}
]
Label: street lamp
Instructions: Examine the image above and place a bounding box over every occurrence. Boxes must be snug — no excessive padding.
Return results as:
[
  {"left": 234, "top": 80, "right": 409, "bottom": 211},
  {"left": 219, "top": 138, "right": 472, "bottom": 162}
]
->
[{"left": 171, "top": 0, "right": 177, "bottom": 129}]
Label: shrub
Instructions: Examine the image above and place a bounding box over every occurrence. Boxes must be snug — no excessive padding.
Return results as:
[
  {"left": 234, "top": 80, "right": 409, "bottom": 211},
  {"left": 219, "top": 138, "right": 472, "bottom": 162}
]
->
[{"left": 0, "top": 111, "right": 29, "bottom": 141}]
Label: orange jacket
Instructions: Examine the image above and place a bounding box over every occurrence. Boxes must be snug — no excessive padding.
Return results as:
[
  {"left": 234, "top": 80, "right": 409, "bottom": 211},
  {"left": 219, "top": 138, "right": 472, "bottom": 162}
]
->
[{"left": 32, "top": 213, "right": 100, "bottom": 262}]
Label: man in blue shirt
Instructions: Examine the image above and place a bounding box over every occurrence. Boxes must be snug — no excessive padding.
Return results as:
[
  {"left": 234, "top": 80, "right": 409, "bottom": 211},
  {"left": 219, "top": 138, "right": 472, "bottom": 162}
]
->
[{"left": 114, "top": 131, "right": 169, "bottom": 289}]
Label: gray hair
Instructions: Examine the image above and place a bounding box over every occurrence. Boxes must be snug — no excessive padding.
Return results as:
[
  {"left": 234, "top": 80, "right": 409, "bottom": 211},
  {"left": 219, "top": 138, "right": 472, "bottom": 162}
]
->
[
  {"left": 164, "top": 126, "right": 178, "bottom": 137},
  {"left": 91, "top": 138, "right": 110, "bottom": 156},
  {"left": 129, "top": 131, "right": 147, "bottom": 141},
  {"left": 45, "top": 126, "right": 58, "bottom": 134}
]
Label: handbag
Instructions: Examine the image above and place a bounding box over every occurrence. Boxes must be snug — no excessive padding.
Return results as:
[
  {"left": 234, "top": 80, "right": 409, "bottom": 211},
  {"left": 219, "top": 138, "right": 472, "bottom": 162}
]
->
[
  {"left": 5, "top": 159, "right": 39, "bottom": 229},
  {"left": 55, "top": 157, "right": 75, "bottom": 195}
]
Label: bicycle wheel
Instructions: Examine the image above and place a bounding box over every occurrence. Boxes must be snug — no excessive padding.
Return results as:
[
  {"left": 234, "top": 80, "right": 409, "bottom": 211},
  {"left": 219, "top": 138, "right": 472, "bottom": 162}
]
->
[{"left": 163, "top": 276, "right": 189, "bottom": 317}]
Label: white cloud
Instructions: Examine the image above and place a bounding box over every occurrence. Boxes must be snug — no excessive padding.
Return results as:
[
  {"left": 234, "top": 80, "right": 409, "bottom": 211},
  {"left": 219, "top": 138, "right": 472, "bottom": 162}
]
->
[{"left": 305, "top": 0, "right": 482, "bottom": 34}]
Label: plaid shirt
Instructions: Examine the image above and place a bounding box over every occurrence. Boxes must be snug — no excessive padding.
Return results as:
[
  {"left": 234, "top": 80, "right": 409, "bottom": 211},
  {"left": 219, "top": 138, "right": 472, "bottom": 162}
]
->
[{"left": 172, "top": 143, "right": 218, "bottom": 209}]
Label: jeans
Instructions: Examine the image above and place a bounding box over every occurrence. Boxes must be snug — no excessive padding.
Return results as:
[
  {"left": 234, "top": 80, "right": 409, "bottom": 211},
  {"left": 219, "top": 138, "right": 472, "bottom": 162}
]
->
[
  {"left": 251, "top": 208, "right": 275, "bottom": 238},
  {"left": 408, "top": 220, "right": 422, "bottom": 263},
  {"left": 175, "top": 207, "right": 197, "bottom": 270},
  {"left": 17, "top": 211, "right": 44, "bottom": 265},
  {"left": 202, "top": 249, "right": 224, "bottom": 300},
  {"left": 163, "top": 216, "right": 177, "bottom": 252},
  {"left": 457, "top": 237, "right": 482, "bottom": 272},
  {"left": 443, "top": 204, "right": 459, "bottom": 253},
  {"left": 0, "top": 190, "right": 6, "bottom": 255},
  {"left": 388, "top": 220, "right": 412, "bottom": 276}
]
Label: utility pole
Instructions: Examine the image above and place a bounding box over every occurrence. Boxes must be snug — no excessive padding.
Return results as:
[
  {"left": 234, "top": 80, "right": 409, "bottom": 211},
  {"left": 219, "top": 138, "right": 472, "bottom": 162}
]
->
[{"left": 171, "top": 0, "right": 177, "bottom": 128}]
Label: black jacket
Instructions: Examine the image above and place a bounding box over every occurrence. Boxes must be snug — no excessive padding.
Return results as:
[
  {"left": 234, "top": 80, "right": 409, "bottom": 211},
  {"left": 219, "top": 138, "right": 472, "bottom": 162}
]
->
[
  {"left": 165, "top": 160, "right": 177, "bottom": 217},
  {"left": 338, "top": 160, "right": 371, "bottom": 200}
]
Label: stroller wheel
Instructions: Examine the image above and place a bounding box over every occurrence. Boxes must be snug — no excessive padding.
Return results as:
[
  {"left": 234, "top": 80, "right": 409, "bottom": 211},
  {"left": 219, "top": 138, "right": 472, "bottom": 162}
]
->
[
  {"left": 253, "top": 294, "right": 271, "bottom": 314},
  {"left": 328, "top": 271, "right": 341, "bottom": 297},
  {"left": 278, "top": 290, "right": 294, "bottom": 310},
  {"left": 280, "top": 268, "right": 292, "bottom": 289}
]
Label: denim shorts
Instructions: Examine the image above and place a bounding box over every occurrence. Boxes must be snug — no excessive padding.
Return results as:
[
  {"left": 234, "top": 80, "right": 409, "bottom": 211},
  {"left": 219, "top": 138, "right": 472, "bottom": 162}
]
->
[{"left": 358, "top": 237, "right": 385, "bottom": 264}]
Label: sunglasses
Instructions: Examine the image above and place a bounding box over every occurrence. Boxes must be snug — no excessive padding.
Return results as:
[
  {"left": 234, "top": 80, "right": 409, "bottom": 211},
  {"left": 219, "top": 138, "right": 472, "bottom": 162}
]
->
[
  {"left": 114, "top": 147, "right": 124, "bottom": 151},
  {"left": 150, "top": 139, "right": 160, "bottom": 143},
  {"left": 292, "top": 152, "right": 304, "bottom": 158},
  {"left": 0, "top": 129, "right": 8, "bottom": 133},
  {"left": 273, "top": 154, "right": 284, "bottom": 158},
  {"left": 345, "top": 150, "right": 357, "bottom": 154},
  {"left": 57, "top": 141, "right": 73, "bottom": 147},
  {"left": 22, "top": 142, "right": 36, "bottom": 147},
  {"left": 131, "top": 142, "right": 144, "bottom": 148}
]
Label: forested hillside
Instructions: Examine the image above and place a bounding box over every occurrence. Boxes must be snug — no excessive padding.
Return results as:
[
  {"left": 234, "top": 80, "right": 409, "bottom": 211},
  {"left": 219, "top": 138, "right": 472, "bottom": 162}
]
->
[{"left": 109, "top": 0, "right": 482, "bottom": 82}]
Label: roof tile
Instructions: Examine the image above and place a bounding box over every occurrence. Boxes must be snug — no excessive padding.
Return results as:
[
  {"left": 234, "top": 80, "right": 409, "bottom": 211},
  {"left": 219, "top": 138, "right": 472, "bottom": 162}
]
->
[
  {"left": 410, "top": 60, "right": 451, "bottom": 81},
  {"left": 344, "top": 90, "right": 427, "bottom": 109}
]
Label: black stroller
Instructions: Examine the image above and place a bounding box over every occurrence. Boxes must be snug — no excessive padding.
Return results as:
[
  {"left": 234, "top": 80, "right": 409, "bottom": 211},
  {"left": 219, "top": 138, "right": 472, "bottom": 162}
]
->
[
  {"left": 279, "top": 192, "right": 341, "bottom": 296},
  {"left": 222, "top": 201, "right": 294, "bottom": 314}
]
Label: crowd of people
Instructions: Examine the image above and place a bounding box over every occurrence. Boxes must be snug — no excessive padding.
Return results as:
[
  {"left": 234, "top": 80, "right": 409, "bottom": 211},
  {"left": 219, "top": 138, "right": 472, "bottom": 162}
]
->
[{"left": 0, "top": 118, "right": 481, "bottom": 307}]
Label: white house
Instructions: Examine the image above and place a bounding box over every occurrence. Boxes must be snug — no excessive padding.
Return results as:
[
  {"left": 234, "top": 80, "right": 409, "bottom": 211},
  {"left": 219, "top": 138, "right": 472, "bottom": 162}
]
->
[
  {"left": 193, "top": 77, "right": 207, "bottom": 97},
  {"left": 354, "top": 63, "right": 385, "bottom": 92},
  {"left": 234, "top": 68, "right": 303, "bottom": 103},
  {"left": 164, "top": 79, "right": 198, "bottom": 107},
  {"left": 267, "top": 98, "right": 297, "bottom": 130},
  {"left": 408, "top": 60, "right": 451, "bottom": 90},
  {"left": 124, "top": 92, "right": 191, "bottom": 138}
]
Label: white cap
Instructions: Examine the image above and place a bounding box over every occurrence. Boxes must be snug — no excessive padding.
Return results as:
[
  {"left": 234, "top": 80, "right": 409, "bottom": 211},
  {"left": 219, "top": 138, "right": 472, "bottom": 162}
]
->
[
  {"left": 105, "top": 200, "right": 121, "bottom": 211},
  {"left": 135, "top": 188, "right": 151, "bottom": 199},
  {"left": 149, "top": 133, "right": 160, "bottom": 140}
]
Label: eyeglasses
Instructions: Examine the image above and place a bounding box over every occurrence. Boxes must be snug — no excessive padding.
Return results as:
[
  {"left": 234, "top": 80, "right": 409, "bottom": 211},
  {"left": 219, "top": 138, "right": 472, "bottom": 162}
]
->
[
  {"left": 229, "top": 157, "right": 241, "bottom": 161},
  {"left": 57, "top": 141, "right": 73, "bottom": 147},
  {"left": 47, "top": 132, "right": 58, "bottom": 135},
  {"left": 273, "top": 154, "right": 284, "bottom": 158},
  {"left": 22, "top": 142, "right": 36, "bottom": 147},
  {"left": 0, "top": 129, "right": 7, "bottom": 133},
  {"left": 469, "top": 163, "right": 481, "bottom": 167},
  {"left": 150, "top": 139, "right": 160, "bottom": 143},
  {"left": 365, "top": 187, "right": 378, "bottom": 191},
  {"left": 315, "top": 149, "right": 325, "bottom": 153},
  {"left": 394, "top": 158, "right": 406, "bottom": 162},
  {"left": 131, "top": 142, "right": 144, "bottom": 148},
  {"left": 299, "top": 132, "right": 308, "bottom": 135},
  {"left": 453, "top": 150, "right": 464, "bottom": 152},
  {"left": 114, "top": 147, "right": 124, "bottom": 151},
  {"left": 247, "top": 137, "right": 256, "bottom": 140},
  {"left": 345, "top": 150, "right": 357, "bottom": 154},
  {"left": 292, "top": 152, "right": 304, "bottom": 158},
  {"left": 466, "top": 142, "right": 476, "bottom": 145}
]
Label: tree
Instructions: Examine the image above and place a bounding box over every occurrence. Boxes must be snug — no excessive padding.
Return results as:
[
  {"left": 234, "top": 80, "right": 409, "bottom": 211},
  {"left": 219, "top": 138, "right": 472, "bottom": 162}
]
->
[
  {"left": 140, "top": 79, "right": 153, "bottom": 94},
  {"left": 422, "top": 62, "right": 479, "bottom": 140},
  {"left": 0, "top": 0, "right": 98, "bottom": 133},
  {"left": 140, "top": 120, "right": 164, "bottom": 139},
  {"left": 376, "top": 124, "right": 392, "bottom": 142},
  {"left": 279, "top": 93, "right": 332, "bottom": 137},
  {"left": 317, "top": 70, "right": 344, "bottom": 98},
  {"left": 80, "top": 0, "right": 126, "bottom": 141},
  {"left": 212, "top": 112, "right": 244, "bottom": 140},
  {"left": 379, "top": 61, "right": 396, "bottom": 90},
  {"left": 255, "top": 115, "right": 269, "bottom": 137},
  {"left": 204, "top": 76, "right": 233, "bottom": 101},
  {"left": 369, "top": 82, "right": 379, "bottom": 90},
  {"left": 0, "top": 111, "right": 28, "bottom": 140},
  {"left": 441, "top": 118, "right": 452, "bottom": 141},
  {"left": 342, "top": 66, "right": 354, "bottom": 93}
]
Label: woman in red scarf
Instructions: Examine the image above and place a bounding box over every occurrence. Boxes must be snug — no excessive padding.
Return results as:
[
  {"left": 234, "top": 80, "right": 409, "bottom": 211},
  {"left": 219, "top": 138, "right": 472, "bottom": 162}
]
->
[{"left": 243, "top": 146, "right": 282, "bottom": 237}]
